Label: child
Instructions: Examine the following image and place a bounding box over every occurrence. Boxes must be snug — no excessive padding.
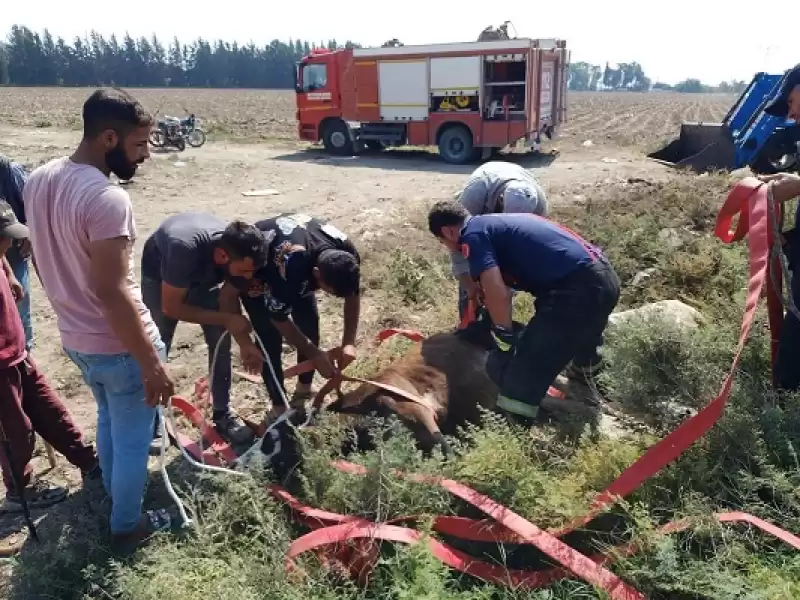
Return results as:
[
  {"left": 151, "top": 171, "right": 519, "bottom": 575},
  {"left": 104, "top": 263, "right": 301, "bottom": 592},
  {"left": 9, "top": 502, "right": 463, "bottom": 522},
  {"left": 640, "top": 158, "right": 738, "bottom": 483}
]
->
[{"left": 0, "top": 201, "right": 100, "bottom": 511}]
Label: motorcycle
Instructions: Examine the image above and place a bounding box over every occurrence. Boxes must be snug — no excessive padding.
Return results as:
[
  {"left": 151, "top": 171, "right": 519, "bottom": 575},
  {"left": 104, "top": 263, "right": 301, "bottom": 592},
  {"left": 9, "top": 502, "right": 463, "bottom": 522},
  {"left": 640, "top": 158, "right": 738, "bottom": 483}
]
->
[
  {"left": 149, "top": 112, "right": 207, "bottom": 151},
  {"left": 180, "top": 113, "right": 207, "bottom": 148}
]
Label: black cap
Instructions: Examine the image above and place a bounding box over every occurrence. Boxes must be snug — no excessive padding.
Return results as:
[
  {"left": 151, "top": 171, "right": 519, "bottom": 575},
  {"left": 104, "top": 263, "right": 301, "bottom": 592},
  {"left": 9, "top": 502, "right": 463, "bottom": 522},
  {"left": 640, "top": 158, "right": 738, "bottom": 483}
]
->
[
  {"left": 765, "top": 64, "right": 800, "bottom": 118},
  {"left": 0, "top": 201, "right": 29, "bottom": 240}
]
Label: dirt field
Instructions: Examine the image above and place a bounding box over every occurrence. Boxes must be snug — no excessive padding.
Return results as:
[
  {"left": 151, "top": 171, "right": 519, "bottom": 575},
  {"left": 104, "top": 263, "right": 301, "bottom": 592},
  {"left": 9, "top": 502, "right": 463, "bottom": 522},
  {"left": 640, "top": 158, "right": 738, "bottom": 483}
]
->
[
  {"left": 0, "top": 87, "right": 736, "bottom": 148},
  {"left": 0, "top": 89, "right": 736, "bottom": 427},
  {"left": 0, "top": 87, "right": 745, "bottom": 592}
]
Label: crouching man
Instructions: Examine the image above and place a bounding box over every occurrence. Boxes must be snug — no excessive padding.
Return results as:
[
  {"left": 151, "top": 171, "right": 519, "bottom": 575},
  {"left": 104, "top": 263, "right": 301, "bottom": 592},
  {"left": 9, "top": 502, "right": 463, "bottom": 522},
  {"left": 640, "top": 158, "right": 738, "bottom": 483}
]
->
[
  {"left": 220, "top": 213, "right": 361, "bottom": 420},
  {"left": 451, "top": 161, "right": 549, "bottom": 320},
  {"left": 140, "top": 213, "right": 271, "bottom": 445},
  {"left": 428, "top": 201, "right": 620, "bottom": 424}
]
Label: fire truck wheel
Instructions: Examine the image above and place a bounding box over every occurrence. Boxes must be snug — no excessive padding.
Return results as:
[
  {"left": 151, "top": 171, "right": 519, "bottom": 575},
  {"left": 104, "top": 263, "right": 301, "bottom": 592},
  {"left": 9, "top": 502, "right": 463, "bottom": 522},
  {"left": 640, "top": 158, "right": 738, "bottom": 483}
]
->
[
  {"left": 322, "top": 120, "right": 354, "bottom": 156},
  {"left": 438, "top": 125, "right": 474, "bottom": 165}
]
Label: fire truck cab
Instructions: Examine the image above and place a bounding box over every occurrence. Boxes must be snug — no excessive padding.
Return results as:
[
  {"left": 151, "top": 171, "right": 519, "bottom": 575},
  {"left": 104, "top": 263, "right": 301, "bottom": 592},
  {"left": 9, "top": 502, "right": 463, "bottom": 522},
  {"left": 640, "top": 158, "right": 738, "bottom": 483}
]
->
[{"left": 294, "top": 38, "right": 569, "bottom": 164}]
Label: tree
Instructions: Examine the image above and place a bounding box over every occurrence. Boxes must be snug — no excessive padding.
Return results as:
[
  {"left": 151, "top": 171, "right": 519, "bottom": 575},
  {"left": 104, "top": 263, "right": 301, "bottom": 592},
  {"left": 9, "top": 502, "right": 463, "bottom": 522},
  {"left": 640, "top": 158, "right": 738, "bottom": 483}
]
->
[
  {"left": 1, "top": 24, "right": 336, "bottom": 89},
  {"left": 674, "top": 78, "right": 706, "bottom": 93}
]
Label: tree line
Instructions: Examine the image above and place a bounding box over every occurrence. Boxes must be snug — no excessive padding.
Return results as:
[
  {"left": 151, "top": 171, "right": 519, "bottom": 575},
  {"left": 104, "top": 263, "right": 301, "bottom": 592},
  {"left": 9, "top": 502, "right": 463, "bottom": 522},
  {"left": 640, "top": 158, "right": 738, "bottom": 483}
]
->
[
  {"left": 0, "top": 25, "right": 360, "bottom": 88},
  {"left": 0, "top": 25, "right": 747, "bottom": 93},
  {"left": 568, "top": 61, "right": 748, "bottom": 94}
]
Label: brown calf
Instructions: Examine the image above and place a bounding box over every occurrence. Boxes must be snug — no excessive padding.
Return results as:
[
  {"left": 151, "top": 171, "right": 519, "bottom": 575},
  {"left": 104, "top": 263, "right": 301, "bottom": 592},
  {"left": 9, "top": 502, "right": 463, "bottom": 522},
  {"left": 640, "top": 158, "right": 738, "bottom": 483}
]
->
[{"left": 326, "top": 330, "right": 500, "bottom": 454}]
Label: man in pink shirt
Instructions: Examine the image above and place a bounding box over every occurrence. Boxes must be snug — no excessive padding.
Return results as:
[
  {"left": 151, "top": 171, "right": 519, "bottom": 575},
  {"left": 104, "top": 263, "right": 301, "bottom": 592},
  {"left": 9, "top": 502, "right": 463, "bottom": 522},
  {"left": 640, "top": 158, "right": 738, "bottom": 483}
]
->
[{"left": 23, "top": 88, "right": 178, "bottom": 556}]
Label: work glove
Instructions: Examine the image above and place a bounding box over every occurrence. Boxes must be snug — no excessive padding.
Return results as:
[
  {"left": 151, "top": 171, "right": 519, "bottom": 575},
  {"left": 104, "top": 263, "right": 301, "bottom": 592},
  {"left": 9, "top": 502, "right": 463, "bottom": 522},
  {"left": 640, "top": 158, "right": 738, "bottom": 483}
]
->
[{"left": 491, "top": 325, "right": 519, "bottom": 352}]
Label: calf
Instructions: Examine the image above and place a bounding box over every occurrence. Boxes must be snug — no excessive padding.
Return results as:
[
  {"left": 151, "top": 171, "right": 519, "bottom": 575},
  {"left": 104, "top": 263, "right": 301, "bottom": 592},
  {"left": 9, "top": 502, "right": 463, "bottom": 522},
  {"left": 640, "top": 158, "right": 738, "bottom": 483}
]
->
[{"left": 326, "top": 322, "right": 503, "bottom": 455}]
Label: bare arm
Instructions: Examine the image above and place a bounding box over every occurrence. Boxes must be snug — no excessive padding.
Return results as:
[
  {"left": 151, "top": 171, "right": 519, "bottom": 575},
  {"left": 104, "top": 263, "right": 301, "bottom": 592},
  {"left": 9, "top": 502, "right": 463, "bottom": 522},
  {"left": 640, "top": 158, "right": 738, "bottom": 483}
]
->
[
  {"left": 341, "top": 294, "right": 360, "bottom": 347},
  {"left": 89, "top": 237, "right": 164, "bottom": 370},
  {"left": 272, "top": 317, "right": 320, "bottom": 358},
  {"left": 161, "top": 282, "right": 237, "bottom": 328},
  {"left": 479, "top": 266, "right": 512, "bottom": 329},
  {"left": 760, "top": 173, "right": 800, "bottom": 203},
  {"left": 218, "top": 281, "right": 242, "bottom": 315},
  {"left": 2, "top": 256, "right": 23, "bottom": 301}
]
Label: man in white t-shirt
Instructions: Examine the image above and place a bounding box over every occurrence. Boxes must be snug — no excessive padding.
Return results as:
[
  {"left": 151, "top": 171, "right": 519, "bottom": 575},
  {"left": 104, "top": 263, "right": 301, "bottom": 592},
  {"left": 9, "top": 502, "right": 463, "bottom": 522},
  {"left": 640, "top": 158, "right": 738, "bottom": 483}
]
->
[{"left": 23, "top": 88, "right": 177, "bottom": 556}]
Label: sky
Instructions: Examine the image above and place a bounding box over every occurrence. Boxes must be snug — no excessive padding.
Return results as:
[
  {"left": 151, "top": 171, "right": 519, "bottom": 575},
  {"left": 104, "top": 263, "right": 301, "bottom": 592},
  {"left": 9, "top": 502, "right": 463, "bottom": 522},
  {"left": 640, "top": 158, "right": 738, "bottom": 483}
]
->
[{"left": 2, "top": 1, "right": 797, "bottom": 85}]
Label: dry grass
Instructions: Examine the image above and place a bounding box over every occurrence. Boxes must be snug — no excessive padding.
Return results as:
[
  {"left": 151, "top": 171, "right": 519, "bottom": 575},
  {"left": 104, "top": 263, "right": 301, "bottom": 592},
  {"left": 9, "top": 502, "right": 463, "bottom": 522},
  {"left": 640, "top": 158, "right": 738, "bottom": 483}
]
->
[
  {"left": 0, "top": 87, "right": 735, "bottom": 148},
  {"left": 3, "top": 88, "right": 796, "bottom": 599}
]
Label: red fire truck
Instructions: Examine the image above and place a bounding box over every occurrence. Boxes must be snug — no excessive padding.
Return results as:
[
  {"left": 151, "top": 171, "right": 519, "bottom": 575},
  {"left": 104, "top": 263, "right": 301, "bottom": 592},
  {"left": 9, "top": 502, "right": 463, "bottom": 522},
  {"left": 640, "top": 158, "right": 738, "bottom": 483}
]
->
[{"left": 294, "top": 37, "right": 570, "bottom": 164}]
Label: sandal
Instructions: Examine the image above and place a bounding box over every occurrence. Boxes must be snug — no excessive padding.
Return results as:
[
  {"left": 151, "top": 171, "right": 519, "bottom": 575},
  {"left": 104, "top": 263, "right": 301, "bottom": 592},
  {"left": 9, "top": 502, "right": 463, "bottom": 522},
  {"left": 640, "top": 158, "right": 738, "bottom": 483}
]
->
[
  {"left": 110, "top": 507, "right": 184, "bottom": 558},
  {"left": 2, "top": 479, "right": 68, "bottom": 512}
]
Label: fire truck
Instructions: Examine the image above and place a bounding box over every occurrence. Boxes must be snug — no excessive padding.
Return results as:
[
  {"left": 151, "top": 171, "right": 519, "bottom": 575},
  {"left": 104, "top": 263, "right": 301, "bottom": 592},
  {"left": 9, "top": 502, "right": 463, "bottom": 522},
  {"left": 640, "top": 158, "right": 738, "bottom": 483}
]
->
[{"left": 294, "top": 37, "right": 570, "bottom": 164}]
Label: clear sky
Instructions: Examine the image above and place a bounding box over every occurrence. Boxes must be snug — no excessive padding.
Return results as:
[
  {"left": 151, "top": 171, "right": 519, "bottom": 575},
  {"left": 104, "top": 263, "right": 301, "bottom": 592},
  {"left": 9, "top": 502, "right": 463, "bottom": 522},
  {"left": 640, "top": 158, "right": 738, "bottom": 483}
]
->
[{"left": 2, "top": 0, "right": 796, "bottom": 85}]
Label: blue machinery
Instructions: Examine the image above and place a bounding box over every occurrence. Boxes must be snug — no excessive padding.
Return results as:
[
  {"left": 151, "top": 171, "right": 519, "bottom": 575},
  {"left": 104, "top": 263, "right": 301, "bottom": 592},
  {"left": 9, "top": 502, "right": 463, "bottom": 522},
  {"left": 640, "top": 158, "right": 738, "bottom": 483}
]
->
[{"left": 648, "top": 71, "right": 800, "bottom": 174}]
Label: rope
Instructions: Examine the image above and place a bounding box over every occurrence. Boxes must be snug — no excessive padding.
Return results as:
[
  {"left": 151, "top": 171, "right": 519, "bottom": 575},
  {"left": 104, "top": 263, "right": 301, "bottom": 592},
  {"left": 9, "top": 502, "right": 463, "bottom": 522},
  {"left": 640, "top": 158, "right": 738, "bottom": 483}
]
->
[{"left": 157, "top": 327, "right": 306, "bottom": 527}]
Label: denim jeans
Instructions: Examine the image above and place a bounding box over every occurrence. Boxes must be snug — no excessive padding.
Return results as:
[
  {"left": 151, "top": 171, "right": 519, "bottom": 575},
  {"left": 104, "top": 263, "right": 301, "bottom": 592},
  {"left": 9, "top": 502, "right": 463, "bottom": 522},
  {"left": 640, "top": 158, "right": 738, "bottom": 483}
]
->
[
  {"left": 64, "top": 341, "right": 166, "bottom": 535},
  {"left": 9, "top": 252, "right": 32, "bottom": 351}
]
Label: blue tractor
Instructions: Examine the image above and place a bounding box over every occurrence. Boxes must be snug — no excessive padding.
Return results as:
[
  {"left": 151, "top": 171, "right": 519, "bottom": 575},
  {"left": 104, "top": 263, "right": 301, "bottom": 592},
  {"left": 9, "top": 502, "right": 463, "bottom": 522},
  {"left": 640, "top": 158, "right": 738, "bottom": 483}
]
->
[{"left": 648, "top": 71, "right": 800, "bottom": 174}]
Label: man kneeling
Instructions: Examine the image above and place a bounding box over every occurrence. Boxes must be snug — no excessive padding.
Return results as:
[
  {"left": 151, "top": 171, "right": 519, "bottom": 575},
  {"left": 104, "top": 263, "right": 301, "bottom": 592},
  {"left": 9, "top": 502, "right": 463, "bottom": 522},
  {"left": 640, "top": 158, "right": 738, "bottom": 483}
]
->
[{"left": 428, "top": 201, "right": 620, "bottom": 424}]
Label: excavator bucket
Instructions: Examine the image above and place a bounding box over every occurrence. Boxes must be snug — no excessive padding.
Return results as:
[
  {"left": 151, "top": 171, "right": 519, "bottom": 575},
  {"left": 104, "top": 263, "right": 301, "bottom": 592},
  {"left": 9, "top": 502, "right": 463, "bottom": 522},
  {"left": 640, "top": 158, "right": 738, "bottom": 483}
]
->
[{"left": 647, "top": 122, "right": 737, "bottom": 173}]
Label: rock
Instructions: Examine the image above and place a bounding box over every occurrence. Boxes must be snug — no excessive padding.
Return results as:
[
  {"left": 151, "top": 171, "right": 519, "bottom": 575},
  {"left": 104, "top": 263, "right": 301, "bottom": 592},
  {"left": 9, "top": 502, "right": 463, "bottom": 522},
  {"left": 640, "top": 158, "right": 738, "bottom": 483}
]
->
[
  {"left": 658, "top": 227, "right": 683, "bottom": 249},
  {"left": 608, "top": 300, "right": 704, "bottom": 332},
  {"left": 631, "top": 267, "right": 658, "bottom": 286}
]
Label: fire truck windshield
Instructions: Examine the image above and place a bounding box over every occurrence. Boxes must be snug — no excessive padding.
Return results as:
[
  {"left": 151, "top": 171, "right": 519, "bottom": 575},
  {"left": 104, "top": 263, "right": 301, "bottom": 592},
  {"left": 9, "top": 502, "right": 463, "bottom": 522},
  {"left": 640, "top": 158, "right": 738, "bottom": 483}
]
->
[{"left": 298, "top": 63, "right": 327, "bottom": 92}]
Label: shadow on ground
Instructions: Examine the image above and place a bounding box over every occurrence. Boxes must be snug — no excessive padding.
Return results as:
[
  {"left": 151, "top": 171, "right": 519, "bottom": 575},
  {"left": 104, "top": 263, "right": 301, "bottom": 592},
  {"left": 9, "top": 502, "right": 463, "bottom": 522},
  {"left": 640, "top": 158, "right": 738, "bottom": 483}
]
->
[
  {"left": 271, "top": 145, "right": 560, "bottom": 174},
  {"left": 2, "top": 453, "right": 210, "bottom": 600}
]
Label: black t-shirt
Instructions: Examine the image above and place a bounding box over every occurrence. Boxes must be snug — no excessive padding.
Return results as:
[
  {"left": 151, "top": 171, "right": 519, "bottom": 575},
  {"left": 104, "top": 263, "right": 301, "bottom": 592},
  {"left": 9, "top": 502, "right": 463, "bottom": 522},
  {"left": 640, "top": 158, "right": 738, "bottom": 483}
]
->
[
  {"left": 237, "top": 213, "right": 360, "bottom": 320},
  {"left": 141, "top": 212, "right": 226, "bottom": 290}
]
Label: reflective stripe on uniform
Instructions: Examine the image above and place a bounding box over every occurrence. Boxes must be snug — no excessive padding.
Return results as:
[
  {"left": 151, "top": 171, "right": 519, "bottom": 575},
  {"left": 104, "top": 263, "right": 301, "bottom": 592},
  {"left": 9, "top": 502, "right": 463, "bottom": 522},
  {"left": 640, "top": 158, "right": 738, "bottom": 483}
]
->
[{"left": 497, "top": 395, "right": 540, "bottom": 419}]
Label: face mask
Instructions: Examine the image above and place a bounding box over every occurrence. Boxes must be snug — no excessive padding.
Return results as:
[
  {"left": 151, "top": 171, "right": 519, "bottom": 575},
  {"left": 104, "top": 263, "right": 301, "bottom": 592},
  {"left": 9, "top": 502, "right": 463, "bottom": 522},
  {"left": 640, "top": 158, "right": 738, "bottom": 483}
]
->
[
  {"left": 105, "top": 143, "right": 139, "bottom": 180},
  {"left": 226, "top": 274, "right": 250, "bottom": 290}
]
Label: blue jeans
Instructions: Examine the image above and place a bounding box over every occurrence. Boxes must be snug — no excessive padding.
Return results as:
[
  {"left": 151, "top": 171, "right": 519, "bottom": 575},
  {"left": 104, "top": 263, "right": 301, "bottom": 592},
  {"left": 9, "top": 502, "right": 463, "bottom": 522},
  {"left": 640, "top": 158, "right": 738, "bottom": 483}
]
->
[
  {"left": 64, "top": 341, "right": 166, "bottom": 535},
  {"left": 9, "top": 253, "right": 32, "bottom": 351}
]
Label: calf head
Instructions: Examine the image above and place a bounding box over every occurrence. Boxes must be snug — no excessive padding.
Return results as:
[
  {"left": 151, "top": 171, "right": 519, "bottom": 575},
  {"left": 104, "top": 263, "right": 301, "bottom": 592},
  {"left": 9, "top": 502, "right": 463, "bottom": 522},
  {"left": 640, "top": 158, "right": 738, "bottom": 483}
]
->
[
  {"left": 259, "top": 408, "right": 313, "bottom": 486},
  {"left": 327, "top": 364, "right": 450, "bottom": 456}
]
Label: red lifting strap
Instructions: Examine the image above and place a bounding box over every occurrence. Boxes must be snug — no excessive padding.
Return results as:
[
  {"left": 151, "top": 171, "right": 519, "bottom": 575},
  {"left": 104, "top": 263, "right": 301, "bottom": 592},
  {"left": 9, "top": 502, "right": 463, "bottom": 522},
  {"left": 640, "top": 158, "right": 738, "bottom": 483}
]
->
[{"left": 166, "top": 178, "right": 799, "bottom": 597}]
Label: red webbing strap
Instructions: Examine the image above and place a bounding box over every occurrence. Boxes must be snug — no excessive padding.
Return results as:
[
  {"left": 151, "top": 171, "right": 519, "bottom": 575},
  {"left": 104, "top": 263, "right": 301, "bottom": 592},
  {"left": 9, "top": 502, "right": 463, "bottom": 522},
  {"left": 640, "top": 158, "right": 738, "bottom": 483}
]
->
[
  {"left": 168, "top": 398, "right": 800, "bottom": 596},
  {"left": 569, "top": 177, "right": 779, "bottom": 522},
  {"left": 715, "top": 178, "right": 784, "bottom": 371}
]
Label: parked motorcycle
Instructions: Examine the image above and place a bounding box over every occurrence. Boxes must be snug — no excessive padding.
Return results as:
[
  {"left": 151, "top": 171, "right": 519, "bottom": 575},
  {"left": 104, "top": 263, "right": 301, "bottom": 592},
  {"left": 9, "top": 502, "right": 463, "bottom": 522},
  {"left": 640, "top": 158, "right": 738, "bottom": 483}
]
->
[
  {"left": 149, "top": 113, "right": 207, "bottom": 151},
  {"left": 180, "top": 113, "right": 207, "bottom": 148}
]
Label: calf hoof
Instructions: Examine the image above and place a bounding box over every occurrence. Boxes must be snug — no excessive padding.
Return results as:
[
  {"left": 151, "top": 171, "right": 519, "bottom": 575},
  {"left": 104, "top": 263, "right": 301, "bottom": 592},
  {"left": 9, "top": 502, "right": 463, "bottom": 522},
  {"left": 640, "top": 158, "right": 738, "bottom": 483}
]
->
[{"left": 430, "top": 431, "right": 452, "bottom": 457}]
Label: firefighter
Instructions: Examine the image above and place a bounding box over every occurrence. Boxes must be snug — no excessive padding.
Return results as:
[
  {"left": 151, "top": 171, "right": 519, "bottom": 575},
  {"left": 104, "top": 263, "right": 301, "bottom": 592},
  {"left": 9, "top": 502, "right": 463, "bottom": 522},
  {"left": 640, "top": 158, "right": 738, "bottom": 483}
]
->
[
  {"left": 761, "top": 63, "right": 800, "bottom": 392},
  {"left": 428, "top": 200, "right": 620, "bottom": 424},
  {"left": 450, "top": 161, "right": 549, "bottom": 320}
]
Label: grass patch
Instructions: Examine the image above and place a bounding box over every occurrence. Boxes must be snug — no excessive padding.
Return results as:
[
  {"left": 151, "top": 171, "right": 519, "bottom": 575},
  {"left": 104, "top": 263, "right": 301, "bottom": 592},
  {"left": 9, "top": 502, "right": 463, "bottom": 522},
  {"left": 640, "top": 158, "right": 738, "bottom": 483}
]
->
[{"left": 11, "top": 171, "right": 800, "bottom": 599}]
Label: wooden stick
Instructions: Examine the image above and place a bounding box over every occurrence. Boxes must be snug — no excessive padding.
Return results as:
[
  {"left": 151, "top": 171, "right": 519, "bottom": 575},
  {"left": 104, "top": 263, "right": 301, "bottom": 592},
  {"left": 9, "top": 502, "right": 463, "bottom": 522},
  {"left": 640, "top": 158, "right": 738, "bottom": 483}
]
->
[{"left": 44, "top": 441, "right": 56, "bottom": 469}]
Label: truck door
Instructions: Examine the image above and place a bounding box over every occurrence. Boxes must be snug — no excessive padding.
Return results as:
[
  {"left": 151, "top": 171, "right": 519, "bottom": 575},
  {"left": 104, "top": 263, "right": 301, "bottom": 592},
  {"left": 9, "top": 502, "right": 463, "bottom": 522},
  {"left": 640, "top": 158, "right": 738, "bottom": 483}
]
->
[
  {"left": 538, "top": 57, "right": 555, "bottom": 136},
  {"left": 296, "top": 57, "right": 340, "bottom": 140}
]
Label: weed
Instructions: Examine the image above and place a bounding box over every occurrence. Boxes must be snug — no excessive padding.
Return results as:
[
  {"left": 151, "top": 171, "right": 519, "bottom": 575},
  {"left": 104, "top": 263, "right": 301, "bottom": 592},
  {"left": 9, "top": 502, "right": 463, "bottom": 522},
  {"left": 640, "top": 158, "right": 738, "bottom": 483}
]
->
[{"left": 10, "top": 172, "right": 800, "bottom": 599}]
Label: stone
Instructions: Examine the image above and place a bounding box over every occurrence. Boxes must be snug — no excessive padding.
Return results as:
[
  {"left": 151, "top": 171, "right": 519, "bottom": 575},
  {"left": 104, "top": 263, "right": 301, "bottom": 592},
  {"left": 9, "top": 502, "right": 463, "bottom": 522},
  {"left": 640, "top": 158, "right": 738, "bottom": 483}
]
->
[{"left": 608, "top": 299, "right": 704, "bottom": 332}]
